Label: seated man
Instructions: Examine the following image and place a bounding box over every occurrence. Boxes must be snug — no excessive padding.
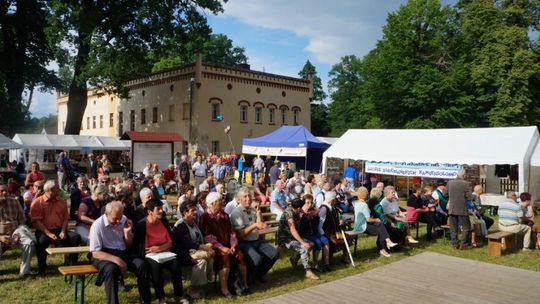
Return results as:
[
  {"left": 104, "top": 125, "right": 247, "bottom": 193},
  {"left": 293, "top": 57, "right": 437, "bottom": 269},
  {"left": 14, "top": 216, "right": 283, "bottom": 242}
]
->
[
  {"left": 0, "top": 182, "right": 36, "bottom": 276},
  {"left": 30, "top": 180, "right": 81, "bottom": 274},
  {"left": 270, "top": 180, "right": 287, "bottom": 219},
  {"left": 89, "top": 201, "right": 152, "bottom": 304},
  {"left": 230, "top": 187, "right": 278, "bottom": 284},
  {"left": 498, "top": 192, "right": 532, "bottom": 251},
  {"left": 276, "top": 198, "right": 319, "bottom": 280}
]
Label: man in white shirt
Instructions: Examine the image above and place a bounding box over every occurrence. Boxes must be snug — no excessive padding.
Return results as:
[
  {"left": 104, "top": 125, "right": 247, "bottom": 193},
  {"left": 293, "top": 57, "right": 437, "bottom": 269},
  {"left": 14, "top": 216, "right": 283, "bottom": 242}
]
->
[{"left": 192, "top": 155, "right": 207, "bottom": 195}]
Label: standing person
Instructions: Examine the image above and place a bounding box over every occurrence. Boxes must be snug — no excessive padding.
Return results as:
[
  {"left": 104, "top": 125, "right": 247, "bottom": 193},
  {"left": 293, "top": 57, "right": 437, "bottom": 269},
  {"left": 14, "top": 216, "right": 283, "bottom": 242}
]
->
[
  {"left": 173, "top": 152, "right": 181, "bottom": 173},
  {"left": 264, "top": 155, "right": 274, "bottom": 186},
  {"left": 269, "top": 160, "right": 280, "bottom": 190},
  {"left": 192, "top": 155, "right": 207, "bottom": 195},
  {"left": 230, "top": 188, "right": 278, "bottom": 285},
  {"left": 89, "top": 201, "right": 152, "bottom": 304},
  {"left": 178, "top": 155, "right": 191, "bottom": 187},
  {"left": 211, "top": 158, "right": 226, "bottom": 182},
  {"left": 0, "top": 182, "right": 36, "bottom": 276},
  {"left": 253, "top": 155, "right": 264, "bottom": 177},
  {"left": 101, "top": 154, "right": 112, "bottom": 176},
  {"left": 237, "top": 154, "right": 245, "bottom": 185},
  {"left": 86, "top": 154, "right": 98, "bottom": 184},
  {"left": 276, "top": 198, "right": 319, "bottom": 280},
  {"left": 30, "top": 180, "right": 81, "bottom": 274},
  {"left": 56, "top": 151, "right": 71, "bottom": 191},
  {"left": 446, "top": 170, "right": 472, "bottom": 250}
]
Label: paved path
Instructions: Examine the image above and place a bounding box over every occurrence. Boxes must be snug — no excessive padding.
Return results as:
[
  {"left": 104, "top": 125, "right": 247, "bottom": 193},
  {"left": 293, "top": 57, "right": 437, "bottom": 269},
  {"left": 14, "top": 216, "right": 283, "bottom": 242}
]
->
[{"left": 252, "top": 252, "right": 540, "bottom": 304}]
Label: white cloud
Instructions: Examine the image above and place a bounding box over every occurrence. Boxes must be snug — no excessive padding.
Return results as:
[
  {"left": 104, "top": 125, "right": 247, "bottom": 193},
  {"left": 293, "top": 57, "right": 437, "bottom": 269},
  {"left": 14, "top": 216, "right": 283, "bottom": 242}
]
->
[{"left": 221, "top": 0, "right": 404, "bottom": 65}]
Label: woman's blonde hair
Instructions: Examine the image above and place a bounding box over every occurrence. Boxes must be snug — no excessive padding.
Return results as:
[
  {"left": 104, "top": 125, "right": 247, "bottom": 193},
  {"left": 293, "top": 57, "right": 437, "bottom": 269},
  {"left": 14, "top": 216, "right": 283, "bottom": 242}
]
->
[{"left": 356, "top": 186, "right": 369, "bottom": 200}]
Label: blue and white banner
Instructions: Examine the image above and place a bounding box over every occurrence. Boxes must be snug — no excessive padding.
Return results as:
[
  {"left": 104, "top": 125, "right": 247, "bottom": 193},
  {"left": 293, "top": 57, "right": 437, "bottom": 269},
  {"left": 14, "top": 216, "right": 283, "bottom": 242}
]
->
[{"left": 365, "top": 161, "right": 463, "bottom": 179}]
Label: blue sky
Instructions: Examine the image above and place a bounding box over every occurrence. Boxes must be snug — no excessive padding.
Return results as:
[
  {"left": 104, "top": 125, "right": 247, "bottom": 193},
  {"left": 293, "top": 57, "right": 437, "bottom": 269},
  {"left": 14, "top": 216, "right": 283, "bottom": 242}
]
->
[{"left": 33, "top": 0, "right": 457, "bottom": 117}]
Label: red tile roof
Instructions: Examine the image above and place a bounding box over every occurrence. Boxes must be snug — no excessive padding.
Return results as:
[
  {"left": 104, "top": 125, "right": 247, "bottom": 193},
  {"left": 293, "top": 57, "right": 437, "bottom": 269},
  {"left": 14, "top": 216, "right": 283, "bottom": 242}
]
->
[{"left": 121, "top": 131, "right": 184, "bottom": 142}]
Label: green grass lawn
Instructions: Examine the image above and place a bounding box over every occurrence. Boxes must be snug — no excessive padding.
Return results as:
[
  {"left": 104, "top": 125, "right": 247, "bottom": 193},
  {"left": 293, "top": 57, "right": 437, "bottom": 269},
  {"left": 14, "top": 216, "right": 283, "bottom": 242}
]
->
[{"left": 1, "top": 213, "right": 539, "bottom": 304}]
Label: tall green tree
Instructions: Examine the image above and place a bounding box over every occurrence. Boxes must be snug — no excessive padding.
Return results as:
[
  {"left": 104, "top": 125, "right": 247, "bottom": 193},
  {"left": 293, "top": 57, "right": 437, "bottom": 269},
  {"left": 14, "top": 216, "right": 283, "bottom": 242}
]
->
[
  {"left": 151, "top": 33, "right": 248, "bottom": 72},
  {"left": 298, "top": 60, "right": 329, "bottom": 136},
  {"left": 0, "top": 0, "right": 57, "bottom": 136},
  {"left": 327, "top": 55, "right": 371, "bottom": 136},
  {"left": 48, "top": 0, "right": 226, "bottom": 134},
  {"left": 460, "top": 0, "right": 540, "bottom": 127}
]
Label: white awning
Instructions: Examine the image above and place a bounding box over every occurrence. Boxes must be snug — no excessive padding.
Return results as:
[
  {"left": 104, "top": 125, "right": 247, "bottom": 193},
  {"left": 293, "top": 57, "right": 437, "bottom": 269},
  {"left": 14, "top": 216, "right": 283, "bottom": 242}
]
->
[
  {"left": 322, "top": 126, "right": 539, "bottom": 193},
  {"left": 12, "top": 134, "right": 130, "bottom": 150},
  {"left": 0, "top": 134, "right": 21, "bottom": 149}
]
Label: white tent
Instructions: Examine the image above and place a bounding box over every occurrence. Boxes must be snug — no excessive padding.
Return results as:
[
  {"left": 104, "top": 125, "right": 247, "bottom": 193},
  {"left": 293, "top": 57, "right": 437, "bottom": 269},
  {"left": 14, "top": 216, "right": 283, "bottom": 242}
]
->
[
  {"left": 12, "top": 134, "right": 130, "bottom": 150},
  {"left": 322, "top": 126, "right": 539, "bottom": 194},
  {"left": 0, "top": 134, "right": 21, "bottom": 149}
]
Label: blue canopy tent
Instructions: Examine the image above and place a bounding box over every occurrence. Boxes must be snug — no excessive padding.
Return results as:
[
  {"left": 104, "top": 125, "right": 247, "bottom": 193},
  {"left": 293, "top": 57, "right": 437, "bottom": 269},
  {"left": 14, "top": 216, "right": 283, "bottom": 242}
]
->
[{"left": 242, "top": 125, "right": 330, "bottom": 171}]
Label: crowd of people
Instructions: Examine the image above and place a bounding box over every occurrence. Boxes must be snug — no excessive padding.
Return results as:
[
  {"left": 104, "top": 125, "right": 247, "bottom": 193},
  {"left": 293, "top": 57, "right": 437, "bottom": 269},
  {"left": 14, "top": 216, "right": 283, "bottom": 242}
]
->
[{"left": 0, "top": 153, "right": 538, "bottom": 304}]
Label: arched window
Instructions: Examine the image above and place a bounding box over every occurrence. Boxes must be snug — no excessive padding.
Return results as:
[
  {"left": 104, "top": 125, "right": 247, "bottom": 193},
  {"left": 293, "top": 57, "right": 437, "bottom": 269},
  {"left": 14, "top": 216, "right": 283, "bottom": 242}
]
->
[
  {"left": 279, "top": 105, "right": 289, "bottom": 126},
  {"left": 267, "top": 103, "right": 277, "bottom": 125},
  {"left": 238, "top": 100, "right": 250, "bottom": 123},
  {"left": 209, "top": 98, "right": 223, "bottom": 121},
  {"left": 292, "top": 106, "right": 301, "bottom": 125}
]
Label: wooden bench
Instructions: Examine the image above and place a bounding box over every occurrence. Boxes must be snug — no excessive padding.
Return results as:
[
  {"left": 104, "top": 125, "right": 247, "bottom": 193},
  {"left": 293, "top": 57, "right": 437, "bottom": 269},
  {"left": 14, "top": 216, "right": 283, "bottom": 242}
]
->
[
  {"left": 265, "top": 220, "right": 279, "bottom": 227},
  {"left": 259, "top": 226, "right": 278, "bottom": 239},
  {"left": 344, "top": 230, "right": 370, "bottom": 257},
  {"left": 47, "top": 246, "right": 90, "bottom": 266},
  {"left": 58, "top": 264, "right": 98, "bottom": 304},
  {"left": 487, "top": 231, "right": 517, "bottom": 257}
]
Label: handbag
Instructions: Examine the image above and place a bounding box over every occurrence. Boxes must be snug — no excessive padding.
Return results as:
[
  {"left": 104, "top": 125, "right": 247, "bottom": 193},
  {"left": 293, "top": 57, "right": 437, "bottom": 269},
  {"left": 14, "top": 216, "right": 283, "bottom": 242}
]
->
[{"left": 189, "top": 243, "right": 213, "bottom": 259}]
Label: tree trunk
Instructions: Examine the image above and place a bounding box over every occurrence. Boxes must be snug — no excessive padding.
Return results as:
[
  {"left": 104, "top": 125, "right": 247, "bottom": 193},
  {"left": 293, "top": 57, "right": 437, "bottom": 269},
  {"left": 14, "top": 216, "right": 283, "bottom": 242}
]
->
[
  {"left": 63, "top": 4, "right": 94, "bottom": 135},
  {"left": 1, "top": 1, "right": 28, "bottom": 135}
]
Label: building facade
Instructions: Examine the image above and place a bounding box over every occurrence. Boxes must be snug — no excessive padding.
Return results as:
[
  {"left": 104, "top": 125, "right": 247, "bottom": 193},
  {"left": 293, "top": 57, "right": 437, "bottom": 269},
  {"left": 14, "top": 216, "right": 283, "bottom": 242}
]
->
[{"left": 57, "top": 54, "right": 313, "bottom": 155}]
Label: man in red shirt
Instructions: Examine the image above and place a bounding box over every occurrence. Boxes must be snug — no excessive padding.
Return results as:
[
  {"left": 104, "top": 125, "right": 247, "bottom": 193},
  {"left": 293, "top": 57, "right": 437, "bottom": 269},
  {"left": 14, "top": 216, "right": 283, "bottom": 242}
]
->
[{"left": 30, "top": 180, "right": 81, "bottom": 274}]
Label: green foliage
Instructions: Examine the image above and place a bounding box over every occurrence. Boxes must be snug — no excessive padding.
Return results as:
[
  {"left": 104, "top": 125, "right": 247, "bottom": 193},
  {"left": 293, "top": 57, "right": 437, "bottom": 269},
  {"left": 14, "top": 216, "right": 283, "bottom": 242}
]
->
[
  {"left": 151, "top": 33, "right": 248, "bottom": 72},
  {"left": 326, "top": 0, "right": 540, "bottom": 133},
  {"left": 47, "top": 0, "right": 226, "bottom": 134},
  {"left": 0, "top": 0, "right": 57, "bottom": 136},
  {"left": 298, "top": 60, "right": 327, "bottom": 102},
  {"left": 298, "top": 60, "right": 329, "bottom": 135}
]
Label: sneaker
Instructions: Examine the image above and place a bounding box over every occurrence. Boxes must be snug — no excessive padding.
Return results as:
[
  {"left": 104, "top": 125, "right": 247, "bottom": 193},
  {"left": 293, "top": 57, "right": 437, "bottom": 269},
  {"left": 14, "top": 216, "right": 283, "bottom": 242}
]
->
[
  {"left": 522, "top": 247, "right": 532, "bottom": 252},
  {"left": 407, "top": 237, "right": 419, "bottom": 244},
  {"left": 305, "top": 270, "right": 319, "bottom": 280},
  {"left": 289, "top": 254, "right": 300, "bottom": 268},
  {"left": 386, "top": 240, "right": 398, "bottom": 248},
  {"left": 379, "top": 249, "right": 391, "bottom": 258}
]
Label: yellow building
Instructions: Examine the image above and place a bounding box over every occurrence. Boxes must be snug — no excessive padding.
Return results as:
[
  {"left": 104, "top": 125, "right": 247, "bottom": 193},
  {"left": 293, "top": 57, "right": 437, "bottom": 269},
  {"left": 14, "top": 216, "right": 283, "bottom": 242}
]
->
[{"left": 57, "top": 54, "right": 313, "bottom": 155}]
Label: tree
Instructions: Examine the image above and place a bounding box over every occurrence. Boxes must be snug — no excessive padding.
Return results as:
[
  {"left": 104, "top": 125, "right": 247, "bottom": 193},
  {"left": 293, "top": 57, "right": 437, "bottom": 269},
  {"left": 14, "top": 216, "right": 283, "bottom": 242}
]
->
[
  {"left": 327, "top": 55, "right": 372, "bottom": 136},
  {"left": 459, "top": 0, "right": 540, "bottom": 127},
  {"left": 48, "top": 0, "right": 226, "bottom": 134},
  {"left": 151, "top": 33, "right": 248, "bottom": 72},
  {"left": 0, "top": 0, "right": 57, "bottom": 136},
  {"left": 298, "top": 60, "right": 329, "bottom": 135}
]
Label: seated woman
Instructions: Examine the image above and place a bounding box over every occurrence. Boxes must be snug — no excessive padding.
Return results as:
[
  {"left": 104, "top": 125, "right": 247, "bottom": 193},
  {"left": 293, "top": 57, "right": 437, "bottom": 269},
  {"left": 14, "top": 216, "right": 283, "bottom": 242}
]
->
[
  {"left": 199, "top": 192, "right": 248, "bottom": 297},
  {"left": 318, "top": 191, "right": 348, "bottom": 264},
  {"left": 69, "top": 176, "right": 90, "bottom": 220},
  {"left": 299, "top": 194, "right": 331, "bottom": 272},
  {"left": 152, "top": 174, "right": 171, "bottom": 213},
  {"left": 254, "top": 175, "right": 269, "bottom": 207},
  {"left": 133, "top": 199, "right": 187, "bottom": 304},
  {"left": 380, "top": 186, "right": 418, "bottom": 244},
  {"left": 25, "top": 162, "right": 45, "bottom": 189},
  {"left": 277, "top": 198, "right": 319, "bottom": 280},
  {"left": 176, "top": 184, "right": 194, "bottom": 220},
  {"left": 407, "top": 185, "right": 440, "bottom": 241},
  {"left": 367, "top": 187, "right": 406, "bottom": 246},
  {"left": 75, "top": 184, "right": 107, "bottom": 244},
  {"left": 172, "top": 202, "right": 214, "bottom": 300},
  {"left": 352, "top": 187, "right": 397, "bottom": 257}
]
